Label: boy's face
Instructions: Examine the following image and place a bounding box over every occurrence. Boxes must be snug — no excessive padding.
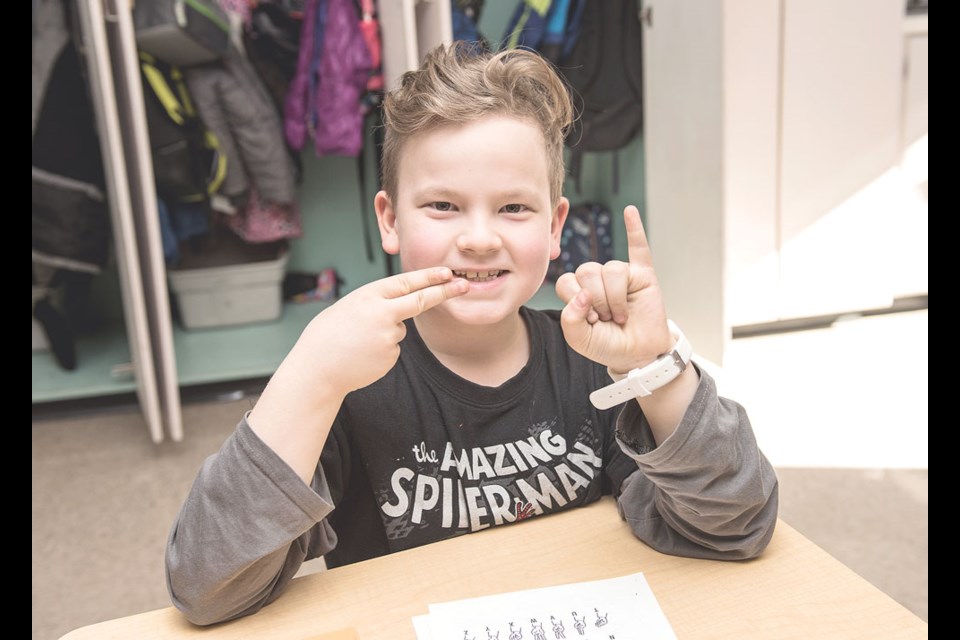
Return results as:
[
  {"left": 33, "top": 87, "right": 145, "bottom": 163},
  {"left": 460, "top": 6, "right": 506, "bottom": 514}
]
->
[{"left": 376, "top": 115, "right": 569, "bottom": 326}]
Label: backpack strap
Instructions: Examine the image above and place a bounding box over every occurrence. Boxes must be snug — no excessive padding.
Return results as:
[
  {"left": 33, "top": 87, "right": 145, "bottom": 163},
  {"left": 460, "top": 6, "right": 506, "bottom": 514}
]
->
[
  {"left": 568, "top": 146, "right": 584, "bottom": 196},
  {"left": 356, "top": 103, "right": 389, "bottom": 267},
  {"left": 539, "top": 0, "right": 571, "bottom": 61},
  {"left": 203, "top": 130, "right": 228, "bottom": 197},
  {"left": 139, "top": 51, "right": 189, "bottom": 124},
  {"left": 373, "top": 105, "right": 393, "bottom": 276},
  {"left": 567, "top": 148, "right": 622, "bottom": 195},
  {"left": 357, "top": 113, "right": 374, "bottom": 263},
  {"left": 169, "top": 66, "right": 197, "bottom": 118},
  {"left": 504, "top": 0, "right": 553, "bottom": 50},
  {"left": 611, "top": 148, "right": 620, "bottom": 195},
  {"left": 139, "top": 50, "right": 227, "bottom": 199}
]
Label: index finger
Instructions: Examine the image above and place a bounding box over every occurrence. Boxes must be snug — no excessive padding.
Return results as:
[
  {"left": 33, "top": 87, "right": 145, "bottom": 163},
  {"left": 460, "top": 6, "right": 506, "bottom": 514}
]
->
[
  {"left": 624, "top": 205, "right": 653, "bottom": 267},
  {"left": 382, "top": 267, "right": 470, "bottom": 319},
  {"left": 380, "top": 266, "right": 455, "bottom": 299}
]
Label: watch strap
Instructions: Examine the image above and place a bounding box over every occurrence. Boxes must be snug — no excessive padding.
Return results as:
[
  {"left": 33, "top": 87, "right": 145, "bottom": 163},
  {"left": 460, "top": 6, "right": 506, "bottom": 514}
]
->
[{"left": 589, "top": 320, "right": 692, "bottom": 410}]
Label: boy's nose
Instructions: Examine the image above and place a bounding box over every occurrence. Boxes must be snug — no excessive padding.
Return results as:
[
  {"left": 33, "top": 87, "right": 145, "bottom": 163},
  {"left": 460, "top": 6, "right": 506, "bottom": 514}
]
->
[{"left": 456, "top": 217, "right": 503, "bottom": 254}]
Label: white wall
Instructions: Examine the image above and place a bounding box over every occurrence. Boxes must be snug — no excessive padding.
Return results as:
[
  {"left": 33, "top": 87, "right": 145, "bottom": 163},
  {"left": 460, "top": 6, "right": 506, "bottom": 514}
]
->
[
  {"left": 723, "top": 0, "right": 781, "bottom": 328},
  {"left": 722, "top": 0, "right": 923, "bottom": 328}
]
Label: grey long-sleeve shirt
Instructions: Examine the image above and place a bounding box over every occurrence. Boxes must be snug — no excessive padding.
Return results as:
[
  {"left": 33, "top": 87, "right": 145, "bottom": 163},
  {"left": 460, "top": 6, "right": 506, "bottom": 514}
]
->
[{"left": 166, "top": 307, "right": 778, "bottom": 626}]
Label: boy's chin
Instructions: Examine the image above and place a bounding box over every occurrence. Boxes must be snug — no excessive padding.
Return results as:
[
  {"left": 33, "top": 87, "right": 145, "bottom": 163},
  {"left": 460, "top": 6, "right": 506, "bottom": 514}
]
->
[{"left": 433, "top": 297, "right": 523, "bottom": 326}]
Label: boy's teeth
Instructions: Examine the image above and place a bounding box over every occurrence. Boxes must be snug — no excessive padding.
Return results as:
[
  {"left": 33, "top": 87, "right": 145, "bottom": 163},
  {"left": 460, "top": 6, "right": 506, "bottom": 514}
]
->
[{"left": 454, "top": 270, "right": 502, "bottom": 281}]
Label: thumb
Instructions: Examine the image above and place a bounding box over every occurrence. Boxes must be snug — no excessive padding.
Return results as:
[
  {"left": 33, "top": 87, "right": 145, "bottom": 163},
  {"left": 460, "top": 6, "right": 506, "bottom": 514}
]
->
[{"left": 560, "top": 288, "right": 593, "bottom": 353}]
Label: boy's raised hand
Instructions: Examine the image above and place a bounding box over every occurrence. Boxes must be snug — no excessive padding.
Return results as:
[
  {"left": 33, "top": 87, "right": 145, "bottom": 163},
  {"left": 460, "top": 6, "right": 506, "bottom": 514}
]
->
[
  {"left": 556, "top": 205, "right": 674, "bottom": 374},
  {"left": 298, "top": 267, "right": 469, "bottom": 396}
]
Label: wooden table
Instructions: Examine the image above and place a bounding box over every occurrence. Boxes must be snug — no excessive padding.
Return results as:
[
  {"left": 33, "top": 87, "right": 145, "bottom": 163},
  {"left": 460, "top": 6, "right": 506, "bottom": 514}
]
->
[{"left": 59, "top": 497, "right": 927, "bottom": 639}]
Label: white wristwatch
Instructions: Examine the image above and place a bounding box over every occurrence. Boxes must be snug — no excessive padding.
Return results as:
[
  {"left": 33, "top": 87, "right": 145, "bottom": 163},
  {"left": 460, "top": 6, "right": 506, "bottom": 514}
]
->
[{"left": 589, "top": 320, "right": 693, "bottom": 410}]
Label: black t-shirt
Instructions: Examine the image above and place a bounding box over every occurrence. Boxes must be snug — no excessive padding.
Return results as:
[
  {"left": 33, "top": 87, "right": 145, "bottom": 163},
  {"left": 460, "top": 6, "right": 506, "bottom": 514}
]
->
[{"left": 320, "top": 307, "right": 637, "bottom": 568}]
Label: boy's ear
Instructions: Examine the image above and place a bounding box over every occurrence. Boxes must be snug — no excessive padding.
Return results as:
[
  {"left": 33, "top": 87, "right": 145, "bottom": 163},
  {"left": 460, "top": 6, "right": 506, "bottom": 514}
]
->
[
  {"left": 374, "top": 190, "right": 400, "bottom": 255},
  {"left": 549, "top": 196, "right": 570, "bottom": 260}
]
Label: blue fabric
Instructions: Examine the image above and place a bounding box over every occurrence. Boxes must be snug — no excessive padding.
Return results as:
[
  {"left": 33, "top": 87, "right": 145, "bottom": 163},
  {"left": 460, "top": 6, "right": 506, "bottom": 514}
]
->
[
  {"left": 171, "top": 202, "right": 210, "bottom": 241},
  {"left": 157, "top": 198, "right": 210, "bottom": 265},
  {"left": 157, "top": 198, "right": 179, "bottom": 265},
  {"left": 543, "top": 0, "right": 571, "bottom": 45},
  {"left": 451, "top": 1, "right": 480, "bottom": 43},
  {"left": 502, "top": 2, "right": 547, "bottom": 51},
  {"left": 559, "top": 0, "right": 586, "bottom": 60}
]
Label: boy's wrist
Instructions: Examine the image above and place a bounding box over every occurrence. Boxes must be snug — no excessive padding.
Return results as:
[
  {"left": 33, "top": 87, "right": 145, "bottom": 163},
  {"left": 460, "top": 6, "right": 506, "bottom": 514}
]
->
[
  {"left": 590, "top": 321, "right": 692, "bottom": 410},
  {"left": 608, "top": 325, "right": 677, "bottom": 377}
]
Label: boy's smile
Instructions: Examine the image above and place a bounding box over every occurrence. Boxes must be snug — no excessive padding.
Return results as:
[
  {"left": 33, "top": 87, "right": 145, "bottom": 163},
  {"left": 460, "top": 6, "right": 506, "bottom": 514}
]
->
[
  {"left": 450, "top": 269, "right": 502, "bottom": 282},
  {"left": 375, "top": 115, "right": 569, "bottom": 328}
]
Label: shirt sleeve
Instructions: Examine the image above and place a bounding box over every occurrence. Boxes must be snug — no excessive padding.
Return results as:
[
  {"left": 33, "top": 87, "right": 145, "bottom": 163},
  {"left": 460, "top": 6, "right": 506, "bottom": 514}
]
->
[
  {"left": 613, "top": 364, "right": 780, "bottom": 560},
  {"left": 165, "top": 413, "right": 338, "bottom": 626}
]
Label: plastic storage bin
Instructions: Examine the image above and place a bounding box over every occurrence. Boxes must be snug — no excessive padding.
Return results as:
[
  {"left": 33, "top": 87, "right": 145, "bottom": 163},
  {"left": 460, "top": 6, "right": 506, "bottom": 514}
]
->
[{"left": 168, "top": 251, "right": 289, "bottom": 329}]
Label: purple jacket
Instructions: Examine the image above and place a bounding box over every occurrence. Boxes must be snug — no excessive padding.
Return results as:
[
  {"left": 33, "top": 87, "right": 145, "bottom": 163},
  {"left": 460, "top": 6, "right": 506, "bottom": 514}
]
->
[
  {"left": 283, "top": 0, "right": 317, "bottom": 151},
  {"left": 284, "top": 0, "right": 372, "bottom": 157}
]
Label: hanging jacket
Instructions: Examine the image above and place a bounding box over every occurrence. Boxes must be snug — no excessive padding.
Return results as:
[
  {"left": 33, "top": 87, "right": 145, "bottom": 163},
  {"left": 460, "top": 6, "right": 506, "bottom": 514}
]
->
[
  {"left": 33, "top": 0, "right": 69, "bottom": 132},
  {"left": 313, "top": 0, "right": 371, "bottom": 156},
  {"left": 32, "top": 40, "right": 111, "bottom": 273},
  {"left": 358, "top": 0, "right": 383, "bottom": 92},
  {"left": 284, "top": 0, "right": 371, "bottom": 157},
  {"left": 306, "top": 0, "right": 329, "bottom": 139},
  {"left": 284, "top": 0, "right": 318, "bottom": 151},
  {"left": 184, "top": 45, "right": 298, "bottom": 206},
  {"left": 244, "top": 1, "right": 303, "bottom": 118}
]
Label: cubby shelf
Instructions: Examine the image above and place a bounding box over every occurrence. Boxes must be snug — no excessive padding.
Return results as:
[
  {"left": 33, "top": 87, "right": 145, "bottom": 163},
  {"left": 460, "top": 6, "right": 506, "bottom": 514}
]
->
[{"left": 33, "top": 285, "right": 565, "bottom": 405}]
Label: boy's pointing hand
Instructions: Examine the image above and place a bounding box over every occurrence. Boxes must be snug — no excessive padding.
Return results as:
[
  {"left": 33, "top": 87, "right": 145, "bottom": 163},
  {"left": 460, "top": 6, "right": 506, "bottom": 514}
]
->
[
  {"left": 555, "top": 205, "right": 673, "bottom": 374},
  {"left": 300, "top": 267, "right": 469, "bottom": 396}
]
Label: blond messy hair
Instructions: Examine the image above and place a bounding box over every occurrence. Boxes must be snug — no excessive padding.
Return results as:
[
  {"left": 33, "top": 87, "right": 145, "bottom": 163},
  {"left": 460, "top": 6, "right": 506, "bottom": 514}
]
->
[{"left": 380, "top": 42, "right": 574, "bottom": 206}]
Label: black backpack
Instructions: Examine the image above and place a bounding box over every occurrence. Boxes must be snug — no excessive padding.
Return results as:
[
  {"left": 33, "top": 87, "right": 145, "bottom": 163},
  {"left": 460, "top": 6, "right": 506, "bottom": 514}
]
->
[
  {"left": 138, "top": 50, "right": 227, "bottom": 204},
  {"left": 560, "top": 0, "right": 644, "bottom": 194},
  {"left": 545, "top": 202, "right": 615, "bottom": 282}
]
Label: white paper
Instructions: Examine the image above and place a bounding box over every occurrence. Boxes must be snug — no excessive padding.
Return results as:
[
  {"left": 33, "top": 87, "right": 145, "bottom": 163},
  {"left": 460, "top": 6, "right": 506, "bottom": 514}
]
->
[
  {"left": 412, "top": 614, "right": 435, "bottom": 640},
  {"left": 416, "top": 572, "right": 676, "bottom": 640}
]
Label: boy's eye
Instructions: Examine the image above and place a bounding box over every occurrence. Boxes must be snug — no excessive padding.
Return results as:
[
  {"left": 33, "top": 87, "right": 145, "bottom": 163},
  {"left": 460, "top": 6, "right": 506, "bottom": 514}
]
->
[
  {"left": 431, "top": 201, "right": 453, "bottom": 212},
  {"left": 501, "top": 204, "right": 527, "bottom": 214}
]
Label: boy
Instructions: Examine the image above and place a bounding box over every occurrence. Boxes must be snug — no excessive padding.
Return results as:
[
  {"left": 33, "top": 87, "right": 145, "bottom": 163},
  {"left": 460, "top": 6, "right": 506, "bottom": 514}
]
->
[{"left": 166, "top": 43, "right": 779, "bottom": 626}]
